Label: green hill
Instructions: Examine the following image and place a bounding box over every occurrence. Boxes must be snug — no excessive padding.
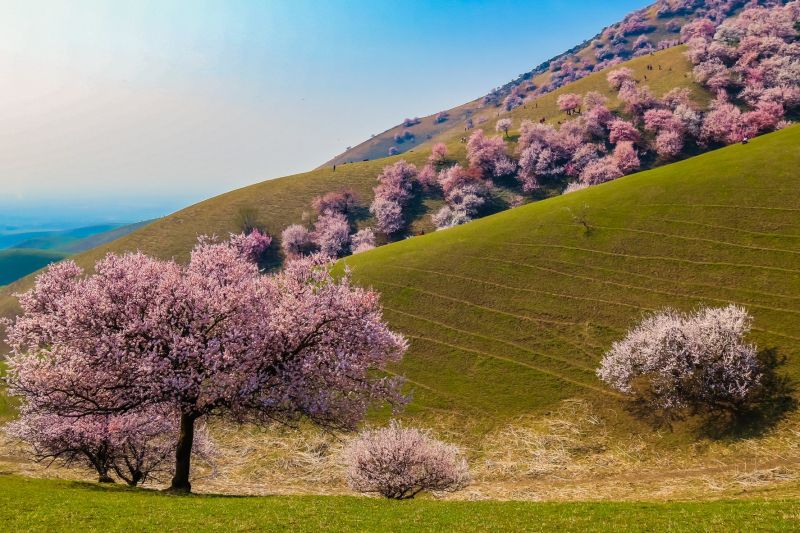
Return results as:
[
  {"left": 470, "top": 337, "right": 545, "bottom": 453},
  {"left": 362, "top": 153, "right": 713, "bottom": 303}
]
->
[
  {"left": 0, "top": 46, "right": 701, "bottom": 325},
  {"left": 342, "top": 125, "right": 800, "bottom": 429},
  {"left": 0, "top": 249, "right": 67, "bottom": 286}
]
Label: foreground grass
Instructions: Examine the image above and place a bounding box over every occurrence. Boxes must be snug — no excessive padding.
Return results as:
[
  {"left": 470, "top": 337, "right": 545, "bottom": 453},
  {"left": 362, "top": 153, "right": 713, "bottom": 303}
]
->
[{"left": 0, "top": 475, "right": 797, "bottom": 532}]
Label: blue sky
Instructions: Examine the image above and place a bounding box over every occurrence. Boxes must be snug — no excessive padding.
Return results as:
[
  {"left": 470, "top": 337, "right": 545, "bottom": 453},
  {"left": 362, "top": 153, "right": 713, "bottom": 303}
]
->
[{"left": 0, "top": 0, "right": 647, "bottom": 224}]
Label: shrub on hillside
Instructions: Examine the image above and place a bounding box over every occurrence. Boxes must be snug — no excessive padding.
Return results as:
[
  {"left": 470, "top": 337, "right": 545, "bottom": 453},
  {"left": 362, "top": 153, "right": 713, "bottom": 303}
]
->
[
  {"left": 597, "top": 305, "right": 763, "bottom": 424},
  {"left": 345, "top": 421, "right": 469, "bottom": 499}
]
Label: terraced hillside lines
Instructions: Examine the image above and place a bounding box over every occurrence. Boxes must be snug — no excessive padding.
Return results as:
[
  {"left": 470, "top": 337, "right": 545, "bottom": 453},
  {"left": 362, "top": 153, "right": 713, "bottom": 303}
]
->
[{"left": 343, "top": 126, "right": 800, "bottom": 423}]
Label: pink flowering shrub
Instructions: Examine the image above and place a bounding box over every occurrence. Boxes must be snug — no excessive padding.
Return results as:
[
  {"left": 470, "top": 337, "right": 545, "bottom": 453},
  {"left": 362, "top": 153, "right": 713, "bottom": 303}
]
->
[
  {"left": 7, "top": 406, "right": 213, "bottom": 486},
  {"left": 228, "top": 229, "right": 272, "bottom": 263},
  {"left": 608, "top": 119, "right": 641, "bottom": 145},
  {"left": 345, "top": 421, "right": 470, "bottom": 499},
  {"left": 417, "top": 164, "right": 439, "bottom": 190},
  {"left": 429, "top": 142, "right": 449, "bottom": 165},
  {"left": 312, "top": 189, "right": 359, "bottom": 216},
  {"left": 313, "top": 211, "right": 351, "bottom": 258},
  {"left": 5, "top": 241, "right": 407, "bottom": 492},
  {"left": 612, "top": 141, "right": 640, "bottom": 173},
  {"left": 350, "top": 228, "right": 376, "bottom": 254},
  {"left": 607, "top": 67, "right": 634, "bottom": 90},
  {"left": 281, "top": 224, "right": 314, "bottom": 258},
  {"left": 597, "top": 305, "right": 762, "bottom": 423}
]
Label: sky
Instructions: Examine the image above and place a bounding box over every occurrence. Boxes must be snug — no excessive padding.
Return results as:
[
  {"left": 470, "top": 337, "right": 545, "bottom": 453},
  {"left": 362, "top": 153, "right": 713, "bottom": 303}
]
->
[{"left": 0, "top": 0, "right": 647, "bottom": 227}]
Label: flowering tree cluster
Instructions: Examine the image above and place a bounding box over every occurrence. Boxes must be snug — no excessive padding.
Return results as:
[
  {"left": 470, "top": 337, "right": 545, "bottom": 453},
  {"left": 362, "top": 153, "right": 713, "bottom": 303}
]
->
[
  {"left": 5, "top": 239, "right": 407, "bottom": 492},
  {"left": 369, "top": 160, "right": 417, "bottom": 235},
  {"left": 686, "top": 2, "right": 799, "bottom": 143},
  {"left": 597, "top": 305, "right": 762, "bottom": 422},
  {"left": 345, "top": 421, "right": 470, "bottom": 499}
]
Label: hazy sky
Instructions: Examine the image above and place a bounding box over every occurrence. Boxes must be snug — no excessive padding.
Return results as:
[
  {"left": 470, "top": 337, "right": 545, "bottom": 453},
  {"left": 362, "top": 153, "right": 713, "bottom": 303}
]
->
[{"left": 0, "top": 0, "right": 646, "bottom": 223}]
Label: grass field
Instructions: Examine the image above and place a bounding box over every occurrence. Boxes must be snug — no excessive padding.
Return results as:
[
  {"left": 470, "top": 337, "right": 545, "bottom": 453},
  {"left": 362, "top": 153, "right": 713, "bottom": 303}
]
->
[{"left": 0, "top": 475, "right": 797, "bottom": 532}]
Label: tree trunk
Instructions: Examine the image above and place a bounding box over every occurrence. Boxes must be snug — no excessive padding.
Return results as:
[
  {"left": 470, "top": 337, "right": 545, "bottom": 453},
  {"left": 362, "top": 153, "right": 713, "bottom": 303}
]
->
[
  {"left": 98, "top": 472, "right": 114, "bottom": 483},
  {"left": 169, "top": 412, "right": 196, "bottom": 492}
]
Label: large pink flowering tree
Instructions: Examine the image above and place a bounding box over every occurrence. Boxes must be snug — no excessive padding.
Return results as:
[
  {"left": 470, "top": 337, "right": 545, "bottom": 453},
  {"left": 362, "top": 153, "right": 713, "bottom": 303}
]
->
[{"left": 4, "top": 237, "right": 407, "bottom": 492}]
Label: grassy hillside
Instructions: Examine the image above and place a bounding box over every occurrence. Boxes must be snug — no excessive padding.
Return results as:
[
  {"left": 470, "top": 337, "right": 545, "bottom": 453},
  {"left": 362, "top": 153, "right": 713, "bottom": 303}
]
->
[
  {"left": 0, "top": 476, "right": 797, "bottom": 532},
  {"left": 0, "top": 249, "right": 67, "bottom": 286},
  {"left": 0, "top": 45, "right": 702, "bottom": 330},
  {"left": 341, "top": 125, "right": 800, "bottom": 426}
]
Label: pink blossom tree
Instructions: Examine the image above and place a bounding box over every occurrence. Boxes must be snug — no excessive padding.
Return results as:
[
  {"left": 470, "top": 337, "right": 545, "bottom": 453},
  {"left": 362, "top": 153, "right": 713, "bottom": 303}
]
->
[
  {"left": 370, "top": 197, "right": 405, "bottom": 235},
  {"left": 228, "top": 229, "right": 272, "bottom": 264},
  {"left": 607, "top": 67, "right": 634, "bottom": 90},
  {"left": 281, "top": 224, "right": 314, "bottom": 258},
  {"left": 370, "top": 161, "right": 417, "bottom": 235},
  {"left": 597, "top": 305, "right": 762, "bottom": 422},
  {"left": 495, "top": 118, "right": 513, "bottom": 138},
  {"left": 417, "top": 164, "right": 439, "bottom": 190},
  {"left": 312, "top": 189, "right": 360, "bottom": 216},
  {"left": 612, "top": 141, "right": 640, "bottom": 173},
  {"left": 557, "top": 93, "right": 582, "bottom": 115},
  {"left": 583, "top": 91, "right": 608, "bottom": 110},
  {"left": 655, "top": 129, "right": 685, "bottom": 158},
  {"left": 429, "top": 143, "right": 449, "bottom": 165},
  {"left": 313, "top": 211, "right": 351, "bottom": 258},
  {"left": 350, "top": 228, "right": 376, "bottom": 254},
  {"left": 5, "top": 242, "right": 407, "bottom": 492},
  {"left": 608, "top": 119, "right": 641, "bottom": 145},
  {"left": 345, "top": 421, "right": 470, "bottom": 499},
  {"left": 466, "top": 130, "right": 515, "bottom": 178},
  {"left": 580, "top": 157, "right": 623, "bottom": 185}
]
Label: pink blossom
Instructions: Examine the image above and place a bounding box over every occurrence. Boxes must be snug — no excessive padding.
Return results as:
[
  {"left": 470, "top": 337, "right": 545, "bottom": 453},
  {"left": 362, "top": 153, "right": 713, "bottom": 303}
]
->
[
  {"left": 350, "top": 228, "right": 376, "bottom": 254},
  {"left": 345, "top": 421, "right": 470, "bottom": 499},
  {"left": 597, "top": 305, "right": 761, "bottom": 421},
  {"left": 466, "top": 130, "right": 515, "bottom": 178},
  {"left": 313, "top": 212, "right": 350, "bottom": 258},
  {"left": 281, "top": 224, "right": 314, "bottom": 258}
]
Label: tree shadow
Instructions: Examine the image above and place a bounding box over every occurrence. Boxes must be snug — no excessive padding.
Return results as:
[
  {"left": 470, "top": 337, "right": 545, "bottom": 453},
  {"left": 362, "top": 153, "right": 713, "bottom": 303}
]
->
[
  {"left": 624, "top": 348, "right": 796, "bottom": 439},
  {"left": 697, "top": 348, "right": 796, "bottom": 440}
]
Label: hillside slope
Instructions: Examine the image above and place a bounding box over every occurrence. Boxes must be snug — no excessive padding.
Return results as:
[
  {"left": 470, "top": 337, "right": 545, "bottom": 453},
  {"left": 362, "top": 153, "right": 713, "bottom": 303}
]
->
[{"left": 343, "top": 125, "right": 800, "bottom": 425}]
